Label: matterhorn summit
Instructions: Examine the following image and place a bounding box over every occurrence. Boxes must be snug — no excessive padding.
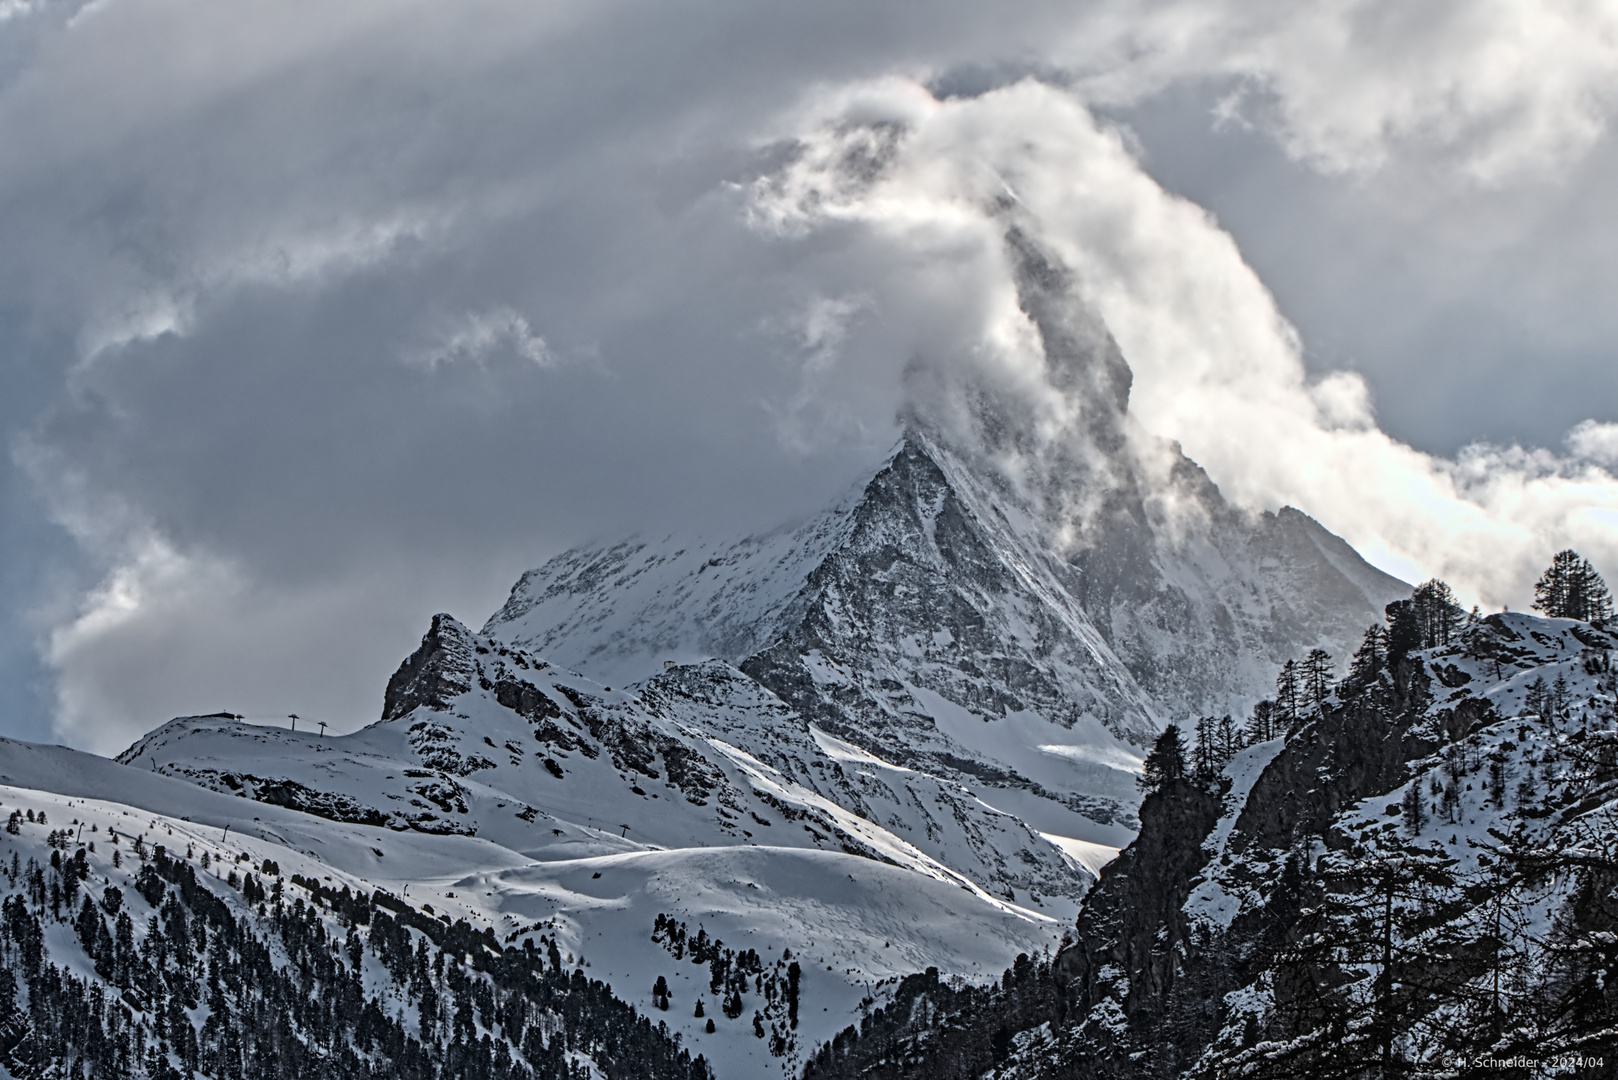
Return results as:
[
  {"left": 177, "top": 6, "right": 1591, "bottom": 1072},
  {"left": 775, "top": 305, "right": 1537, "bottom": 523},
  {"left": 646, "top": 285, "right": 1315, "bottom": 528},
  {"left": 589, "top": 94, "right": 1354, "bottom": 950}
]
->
[{"left": 486, "top": 227, "right": 1406, "bottom": 842}]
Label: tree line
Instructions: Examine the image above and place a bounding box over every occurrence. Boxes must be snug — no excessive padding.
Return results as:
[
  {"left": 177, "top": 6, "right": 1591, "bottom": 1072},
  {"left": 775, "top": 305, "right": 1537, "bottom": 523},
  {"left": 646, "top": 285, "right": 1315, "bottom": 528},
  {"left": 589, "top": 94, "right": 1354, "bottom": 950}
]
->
[
  {"left": 0, "top": 830, "right": 711, "bottom": 1080},
  {"left": 1143, "top": 550, "right": 1611, "bottom": 795}
]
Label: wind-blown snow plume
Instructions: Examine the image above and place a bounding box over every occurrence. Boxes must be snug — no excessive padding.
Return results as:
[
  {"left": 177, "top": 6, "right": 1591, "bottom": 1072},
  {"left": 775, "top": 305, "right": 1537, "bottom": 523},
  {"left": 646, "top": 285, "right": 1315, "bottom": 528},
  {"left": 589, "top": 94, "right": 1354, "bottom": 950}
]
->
[{"left": 739, "top": 76, "right": 1618, "bottom": 607}]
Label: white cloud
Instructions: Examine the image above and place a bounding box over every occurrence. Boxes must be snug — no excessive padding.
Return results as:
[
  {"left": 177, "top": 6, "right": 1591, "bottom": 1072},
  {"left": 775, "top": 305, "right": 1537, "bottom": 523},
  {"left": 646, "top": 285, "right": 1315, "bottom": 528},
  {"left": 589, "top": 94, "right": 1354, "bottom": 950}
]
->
[
  {"left": 408, "top": 307, "right": 554, "bottom": 370},
  {"left": 742, "top": 78, "right": 1618, "bottom": 608},
  {"left": 1568, "top": 420, "right": 1618, "bottom": 469},
  {"left": 1058, "top": 0, "right": 1618, "bottom": 183},
  {"left": 77, "top": 211, "right": 452, "bottom": 363}
]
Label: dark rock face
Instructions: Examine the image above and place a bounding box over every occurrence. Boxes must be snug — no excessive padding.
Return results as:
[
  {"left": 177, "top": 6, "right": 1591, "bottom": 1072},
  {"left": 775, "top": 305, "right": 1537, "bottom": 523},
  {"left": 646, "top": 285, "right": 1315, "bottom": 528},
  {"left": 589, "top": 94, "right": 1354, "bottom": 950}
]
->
[
  {"left": 743, "top": 434, "right": 1157, "bottom": 752},
  {"left": 1227, "top": 670, "right": 1436, "bottom": 860},
  {"left": 1056, "top": 778, "right": 1222, "bottom": 1029},
  {"left": 160, "top": 769, "right": 394, "bottom": 828},
  {"left": 381, "top": 613, "right": 478, "bottom": 721}
]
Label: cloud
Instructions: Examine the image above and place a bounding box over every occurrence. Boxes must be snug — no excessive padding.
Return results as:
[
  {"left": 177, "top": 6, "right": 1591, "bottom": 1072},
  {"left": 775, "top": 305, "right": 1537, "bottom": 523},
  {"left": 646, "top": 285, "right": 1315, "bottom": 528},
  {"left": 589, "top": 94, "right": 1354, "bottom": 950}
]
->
[
  {"left": 1055, "top": 0, "right": 1618, "bottom": 183},
  {"left": 740, "top": 77, "right": 1618, "bottom": 608},
  {"left": 1567, "top": 421, "right": 1618, "bottom": 470},
  {"left": 2, "top": 0, "right": 1617, "bottom": 750},
  {"left": 407, "top": 308, "right": 555, "bottom": 370}
]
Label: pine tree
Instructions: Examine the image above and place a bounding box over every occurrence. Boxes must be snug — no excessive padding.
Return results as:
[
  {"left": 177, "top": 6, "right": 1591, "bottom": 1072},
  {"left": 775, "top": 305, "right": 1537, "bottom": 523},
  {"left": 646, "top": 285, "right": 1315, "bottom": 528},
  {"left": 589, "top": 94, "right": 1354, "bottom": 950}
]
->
[
  {"left": 1139, "top": 725, "right": 1187, "bottom": 793},
  {"left": 1347, "top": 624, "right": 1387, "bottom": 687},
  {"left": 1192, "top": 717, "right": 1219, "bottom": 781},
  {"left": 1534, "top": 549, "right": 1614, "bottom": 622},
  {"left": 1258, "top": 841, "right": 1470, "bottom": 1078},
  {"left": 1385, "top": 600, "right": 1421, "bottom": 666},
  {"left": 1400, "top": 783, "right": 1426, "bottom": 836},
  {"left": 1245, "top": 700, "right": 1278, "bottom": 744},
  {"left": 1275, "top": 660, "right": 1302, "bottom": 730},
  {"left": 1302, "top": 649, "right": 1333, "bottom": 712}
]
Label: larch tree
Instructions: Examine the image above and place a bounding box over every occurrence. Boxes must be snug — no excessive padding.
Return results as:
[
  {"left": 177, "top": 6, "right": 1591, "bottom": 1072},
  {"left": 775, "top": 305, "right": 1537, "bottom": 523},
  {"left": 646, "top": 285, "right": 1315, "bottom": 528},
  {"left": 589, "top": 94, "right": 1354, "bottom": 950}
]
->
[
  {"left": 1275, "top": 660, "right": 1302, "bottom": 730},
  {"left": 1302, "top": 648, "right": 1334, "bottom": 712},
  {"left": 1410, "top": 579, "right": 1463, "bottom": 648}
]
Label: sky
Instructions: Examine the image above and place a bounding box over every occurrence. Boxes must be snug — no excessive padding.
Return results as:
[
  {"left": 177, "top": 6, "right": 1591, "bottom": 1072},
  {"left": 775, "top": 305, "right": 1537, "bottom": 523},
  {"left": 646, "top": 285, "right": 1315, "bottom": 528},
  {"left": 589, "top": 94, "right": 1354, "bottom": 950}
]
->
[{"left": 1, "top": 0, "right": 1616, "bottom": 754}]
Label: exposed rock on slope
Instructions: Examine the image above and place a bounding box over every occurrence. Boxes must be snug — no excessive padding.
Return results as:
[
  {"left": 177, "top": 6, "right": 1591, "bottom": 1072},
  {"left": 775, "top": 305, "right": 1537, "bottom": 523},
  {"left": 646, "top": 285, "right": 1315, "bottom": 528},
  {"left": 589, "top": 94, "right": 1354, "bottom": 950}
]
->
[
  {"left": 800, "top": 612, "right": 1618, "bottom": 1079},
  {"left": 122, "top": 614, "right": 1093, "bottom": 917}
]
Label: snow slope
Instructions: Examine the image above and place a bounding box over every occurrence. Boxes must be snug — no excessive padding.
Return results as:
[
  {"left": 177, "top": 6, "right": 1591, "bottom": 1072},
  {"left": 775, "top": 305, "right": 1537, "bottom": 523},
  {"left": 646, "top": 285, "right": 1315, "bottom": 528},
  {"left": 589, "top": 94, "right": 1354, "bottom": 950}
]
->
[
  {"left": 122, "top": 616, "right": 1090, "bottom": 915},
  {"left": 0, "top": 732, "right": 1059, "bottom": 1079}
]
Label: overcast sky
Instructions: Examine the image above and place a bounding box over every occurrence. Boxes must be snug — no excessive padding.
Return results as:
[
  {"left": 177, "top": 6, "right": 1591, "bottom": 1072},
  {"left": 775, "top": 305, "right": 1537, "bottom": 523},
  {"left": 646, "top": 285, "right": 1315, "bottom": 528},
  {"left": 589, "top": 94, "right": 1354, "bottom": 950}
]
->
[{"left": 2, "top": 0, "right": 1616, "bottom": 754}]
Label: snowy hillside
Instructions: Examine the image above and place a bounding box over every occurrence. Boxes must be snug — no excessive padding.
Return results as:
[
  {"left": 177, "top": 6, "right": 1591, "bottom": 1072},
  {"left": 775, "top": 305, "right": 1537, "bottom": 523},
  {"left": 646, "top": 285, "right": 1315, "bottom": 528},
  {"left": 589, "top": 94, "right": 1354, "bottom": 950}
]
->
[
  {"left": 66, "top": 609, "right": 1108, "bottom": 1076},
  {"left": 121, "top": 615, "right": 1092, "bottom": 915},
  {"left": 799, "top": 609, "right": 1618, "bottom": 1079},
  {"left": 0, "top": 725, "right": 1061, "bottom": 1080}
]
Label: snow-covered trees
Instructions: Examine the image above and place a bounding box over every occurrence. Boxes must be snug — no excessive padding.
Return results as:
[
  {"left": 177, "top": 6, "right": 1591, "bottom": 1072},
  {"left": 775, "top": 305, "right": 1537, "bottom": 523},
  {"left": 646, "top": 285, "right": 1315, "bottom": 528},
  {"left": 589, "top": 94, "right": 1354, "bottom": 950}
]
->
[
  {"left": 1263, "top": 843, "right": 1469, "bottom": 1079},
  {"left": 0, "top": 844, "right": 713, "bottom": 1080},
  {"left": 1534, "top": 549, "right": 1613, "bottom": 623}
]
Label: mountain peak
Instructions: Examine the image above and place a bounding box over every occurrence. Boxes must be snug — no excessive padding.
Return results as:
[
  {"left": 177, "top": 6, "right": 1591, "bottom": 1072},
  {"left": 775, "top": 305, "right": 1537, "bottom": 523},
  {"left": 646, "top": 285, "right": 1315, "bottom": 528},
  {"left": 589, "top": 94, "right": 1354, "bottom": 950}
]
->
[
  {"left": 381, "top": 612, "right": 477, "bottom": 721},
  {"left": 899, "top": 226, "right": 1133, "bottom": 506}
]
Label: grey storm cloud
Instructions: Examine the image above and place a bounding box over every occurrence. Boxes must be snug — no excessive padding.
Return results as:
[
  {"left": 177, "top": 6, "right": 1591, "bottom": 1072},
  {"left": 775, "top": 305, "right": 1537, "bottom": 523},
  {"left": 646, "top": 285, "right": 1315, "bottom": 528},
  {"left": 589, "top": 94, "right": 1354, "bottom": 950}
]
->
[{"left": 1, "top": 0, "right": 1616, "bottom": 752}]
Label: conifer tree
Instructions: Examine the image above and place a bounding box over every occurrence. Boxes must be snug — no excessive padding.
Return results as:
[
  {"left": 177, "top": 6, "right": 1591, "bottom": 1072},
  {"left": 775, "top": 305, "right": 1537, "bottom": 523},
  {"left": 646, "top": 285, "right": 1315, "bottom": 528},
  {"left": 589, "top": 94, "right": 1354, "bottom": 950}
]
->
[
  {"left": 1399, "top": 783, "right": 1426, "bottom": 836},
  {"left": 1384, "top": 600, "right": 1421, "bottom": 666},
  {"left": 1411, "top": 579, "right": 1463, "bottom": 648},
  {"left": 1534, "top": 549, "right": 1613, "bottom": 622},
  {"left": 1302, "top": 649, "right": 1333, "bottom": 712},
  {"left": 1274, "top": 660, "right": 1302, "bottom": 730},
  {"left": 1347, "top": 624, "right": 1387, "bottom": 687},
  {"left": 1245, "top": 700, "right": 1278, "bottom": 744},
  {"left": 1260, "top": 841, "right": 1470, "bottom": 1078},
  {"left": 1192, "top": 717, "right": 1218, "bottom": 782},
  {"left": 1138, "top": 725, "right": 1187, "bottom": 793}
]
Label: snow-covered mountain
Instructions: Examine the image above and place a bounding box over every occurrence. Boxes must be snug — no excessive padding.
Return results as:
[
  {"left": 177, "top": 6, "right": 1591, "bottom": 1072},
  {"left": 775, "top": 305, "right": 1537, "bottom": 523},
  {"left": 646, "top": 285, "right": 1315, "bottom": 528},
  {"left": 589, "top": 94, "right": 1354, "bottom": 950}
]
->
[
  {"left": 485, "top": 233, "right": 1406, "bottom": 844},
  {"left": 0, "top": 230, "right": 1423, "bottom": 1080},
  {"left": 91, "top": 610, "right": 1086, "bottom": 1076},
  {"left": 800, "top": 610, "right": 1618, "bottom": 1079},
  {"left": 120, "top": 614, "right": 1089, "bottom": 917}
]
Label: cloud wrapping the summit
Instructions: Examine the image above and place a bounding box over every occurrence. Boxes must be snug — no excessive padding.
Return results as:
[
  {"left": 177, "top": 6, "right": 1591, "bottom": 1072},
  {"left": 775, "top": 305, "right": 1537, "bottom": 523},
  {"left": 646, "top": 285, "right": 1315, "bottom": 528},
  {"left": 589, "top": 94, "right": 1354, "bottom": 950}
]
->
[
  {"left": 1, "top": 0, "right": 1614, "bottom": 751},
  {"left": 742, "top": 77, "right": 1618, "bottom": 606}
]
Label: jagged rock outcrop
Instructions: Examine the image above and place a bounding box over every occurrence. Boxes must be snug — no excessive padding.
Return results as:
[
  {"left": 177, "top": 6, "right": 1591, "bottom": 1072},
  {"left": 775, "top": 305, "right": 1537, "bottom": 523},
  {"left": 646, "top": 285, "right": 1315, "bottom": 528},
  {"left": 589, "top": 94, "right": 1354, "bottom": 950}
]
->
[
  {"left": 1054, "top": 778, "right": 1222, "bottom": 1056},
  {"left": 382, "top": 612, "right": 479, "bottom": 720}
]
